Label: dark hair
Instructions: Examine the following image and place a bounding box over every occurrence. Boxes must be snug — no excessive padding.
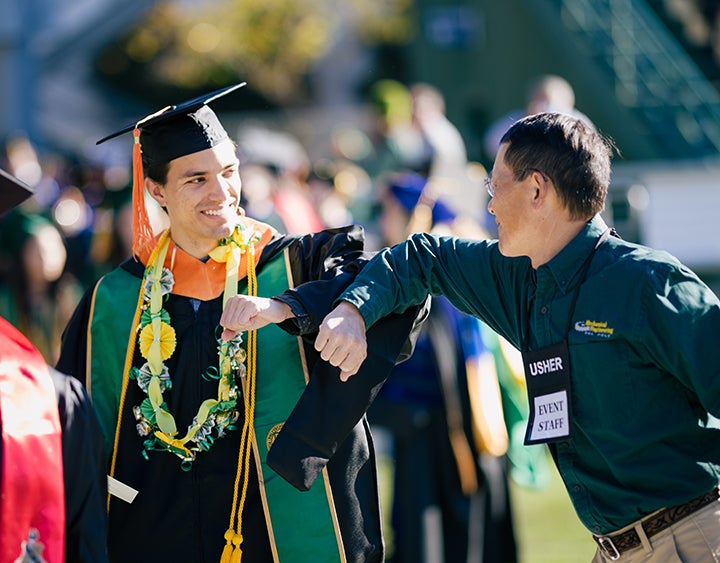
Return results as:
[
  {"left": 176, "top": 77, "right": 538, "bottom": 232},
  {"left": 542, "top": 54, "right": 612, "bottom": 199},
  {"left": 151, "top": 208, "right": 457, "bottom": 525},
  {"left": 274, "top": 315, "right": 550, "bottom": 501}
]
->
[
  {"left": 142, "top": 156, "right": 170, "bottom": 185},
  {"left": 500, "top": 112, "right": 615, "bottom": 220}
]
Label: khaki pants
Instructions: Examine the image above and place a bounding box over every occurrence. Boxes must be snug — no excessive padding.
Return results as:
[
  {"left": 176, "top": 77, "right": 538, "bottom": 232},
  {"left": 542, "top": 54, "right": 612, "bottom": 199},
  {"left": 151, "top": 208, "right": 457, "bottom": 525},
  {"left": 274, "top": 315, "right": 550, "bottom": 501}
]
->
[{"left": 592, "top": 501, "right": 720, "bottom": 562}]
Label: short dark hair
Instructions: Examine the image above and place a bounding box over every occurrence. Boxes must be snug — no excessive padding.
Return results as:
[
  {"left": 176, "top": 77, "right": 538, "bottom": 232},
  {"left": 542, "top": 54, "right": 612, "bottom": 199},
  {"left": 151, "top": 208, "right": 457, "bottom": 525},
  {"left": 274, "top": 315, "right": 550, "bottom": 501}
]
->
[
  {"left": 143, "top": 156, "right": 170, "bottom": 185},
  {"left": 500, "top": 112, "right": 615, "bottom": 220}
]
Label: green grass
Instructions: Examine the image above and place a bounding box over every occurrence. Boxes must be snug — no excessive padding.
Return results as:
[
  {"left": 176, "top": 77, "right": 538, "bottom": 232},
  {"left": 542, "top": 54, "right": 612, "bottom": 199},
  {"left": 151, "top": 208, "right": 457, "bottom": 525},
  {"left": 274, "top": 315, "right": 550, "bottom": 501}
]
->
[
  {"left": 510, "top": 467, "right": 597, "bottom": 563},
  {"left": 378, "top": 454, "right": 597, "bottom": 562}
]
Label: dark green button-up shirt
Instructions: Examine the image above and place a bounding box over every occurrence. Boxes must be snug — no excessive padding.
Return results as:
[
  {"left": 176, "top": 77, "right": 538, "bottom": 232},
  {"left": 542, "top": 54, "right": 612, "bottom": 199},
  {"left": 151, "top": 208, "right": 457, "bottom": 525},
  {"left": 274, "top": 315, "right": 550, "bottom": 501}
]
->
[{"left": 341, "top": 215, "right": 720, "bottom": 534}]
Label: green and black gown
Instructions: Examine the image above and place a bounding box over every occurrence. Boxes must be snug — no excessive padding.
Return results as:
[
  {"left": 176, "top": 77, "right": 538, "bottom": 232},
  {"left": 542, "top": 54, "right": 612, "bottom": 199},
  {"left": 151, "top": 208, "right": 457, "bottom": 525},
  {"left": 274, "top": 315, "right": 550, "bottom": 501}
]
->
[{"left": 57, "top": 223, "right": 425, "bottom": 563}]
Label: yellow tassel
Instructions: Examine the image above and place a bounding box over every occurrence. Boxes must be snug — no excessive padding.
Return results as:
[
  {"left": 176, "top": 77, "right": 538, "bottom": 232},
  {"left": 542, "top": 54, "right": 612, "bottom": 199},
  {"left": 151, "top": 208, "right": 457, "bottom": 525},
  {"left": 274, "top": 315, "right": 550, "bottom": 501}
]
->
[
  {"left": 220, "top": 529, "right": 236, "bottom": 563},
  {"left": 220, "top": 530, "right": 243, "bottom": 563},
  {"left": 220, "top": 543, "right": 233, "bottom": 563},
  {"left": 219, "top": 238, "right": 257, "bottom": 563},
  {"left": 230, "top": 532, "right": 243, "bottom": 563}
]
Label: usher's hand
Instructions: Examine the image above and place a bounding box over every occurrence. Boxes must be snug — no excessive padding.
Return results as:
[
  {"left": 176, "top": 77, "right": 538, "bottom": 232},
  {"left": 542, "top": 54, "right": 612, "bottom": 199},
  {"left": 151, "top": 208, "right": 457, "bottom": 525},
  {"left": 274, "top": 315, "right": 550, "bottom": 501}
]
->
[
  {"left": 314, "top": 301, "right": 367, "bottom": 381},
  {"left": 220, "top": 296, "right": 292, "bottom": 340}
]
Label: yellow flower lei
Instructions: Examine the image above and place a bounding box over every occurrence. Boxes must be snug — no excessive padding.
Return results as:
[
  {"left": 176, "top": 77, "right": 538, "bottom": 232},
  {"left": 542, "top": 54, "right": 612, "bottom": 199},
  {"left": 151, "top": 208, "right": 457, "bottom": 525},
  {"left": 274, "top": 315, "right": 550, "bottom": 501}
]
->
[{"left": 129, "top": 224, "right": 260, "bottom": 470}]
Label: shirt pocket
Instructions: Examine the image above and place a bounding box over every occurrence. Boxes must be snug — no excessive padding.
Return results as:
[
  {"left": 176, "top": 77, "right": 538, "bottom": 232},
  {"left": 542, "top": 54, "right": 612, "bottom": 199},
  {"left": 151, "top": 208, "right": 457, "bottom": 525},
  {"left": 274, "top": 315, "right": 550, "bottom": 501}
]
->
[{"left": 568, "top": 337, "right": 637, "bottom": 431}]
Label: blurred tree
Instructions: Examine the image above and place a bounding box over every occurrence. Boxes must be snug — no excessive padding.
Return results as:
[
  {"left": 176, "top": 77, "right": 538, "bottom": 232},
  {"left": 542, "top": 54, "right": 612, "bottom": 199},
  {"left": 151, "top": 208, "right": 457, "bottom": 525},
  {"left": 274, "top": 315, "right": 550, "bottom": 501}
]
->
[{"left": 94, "top": 0, "right": 414, "bottom": 106}]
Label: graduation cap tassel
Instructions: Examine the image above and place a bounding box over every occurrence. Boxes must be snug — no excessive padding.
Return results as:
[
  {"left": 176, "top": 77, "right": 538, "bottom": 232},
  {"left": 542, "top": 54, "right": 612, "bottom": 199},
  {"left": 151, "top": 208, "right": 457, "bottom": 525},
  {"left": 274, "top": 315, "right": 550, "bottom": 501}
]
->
[{"left": 131, "top": 127, "right": 155, "bottom": 258}]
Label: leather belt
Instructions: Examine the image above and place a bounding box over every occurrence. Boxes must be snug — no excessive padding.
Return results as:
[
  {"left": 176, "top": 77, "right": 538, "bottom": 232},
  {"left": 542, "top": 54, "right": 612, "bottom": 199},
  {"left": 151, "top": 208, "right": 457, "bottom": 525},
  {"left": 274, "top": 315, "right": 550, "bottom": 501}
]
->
[{"left": 592, "top": 487, "right": 719, "bottom": 560}]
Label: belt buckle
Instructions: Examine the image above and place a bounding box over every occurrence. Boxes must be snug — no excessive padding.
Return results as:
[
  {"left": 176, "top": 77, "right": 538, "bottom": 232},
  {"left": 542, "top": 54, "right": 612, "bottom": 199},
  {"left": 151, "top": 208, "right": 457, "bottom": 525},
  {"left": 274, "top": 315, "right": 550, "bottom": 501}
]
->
[{"left": 596, "top": 535, "right": 621, "bottom": 561}]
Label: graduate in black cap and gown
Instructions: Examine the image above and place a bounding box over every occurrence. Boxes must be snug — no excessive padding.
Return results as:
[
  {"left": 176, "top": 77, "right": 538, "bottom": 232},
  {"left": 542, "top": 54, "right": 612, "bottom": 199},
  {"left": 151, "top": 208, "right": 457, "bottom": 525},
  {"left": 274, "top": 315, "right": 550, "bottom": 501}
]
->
[
  {"left": 57, "top": 84, "right": 425, "bottom": 563},
  {"left": 0, "top": 169, "right": 108, "bottom": 563}
]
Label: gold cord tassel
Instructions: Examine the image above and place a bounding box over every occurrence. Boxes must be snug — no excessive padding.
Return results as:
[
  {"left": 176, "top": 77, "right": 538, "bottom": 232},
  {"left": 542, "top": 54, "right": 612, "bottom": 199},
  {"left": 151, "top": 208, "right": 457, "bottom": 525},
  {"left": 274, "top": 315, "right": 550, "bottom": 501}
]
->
[
  {"left": 220, "top": 242, "right": 258, "bottom": 563},
  {"left": 220, "top": 530, "right": 242, "bottom": 563}
]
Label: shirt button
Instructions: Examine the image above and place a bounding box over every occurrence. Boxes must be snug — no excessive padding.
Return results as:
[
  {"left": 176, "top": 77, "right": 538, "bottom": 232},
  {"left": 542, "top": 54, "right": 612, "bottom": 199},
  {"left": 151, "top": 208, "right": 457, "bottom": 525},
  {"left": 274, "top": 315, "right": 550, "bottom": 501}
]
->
[
  {"left": 540, "top": 306, "right": 548, "bottom": 314},
  {"left": 593, "top": 526, "right": 601, "bottom": 533},
  {"left": 573, "top": 485, "right": 581, "bottom": 493}
]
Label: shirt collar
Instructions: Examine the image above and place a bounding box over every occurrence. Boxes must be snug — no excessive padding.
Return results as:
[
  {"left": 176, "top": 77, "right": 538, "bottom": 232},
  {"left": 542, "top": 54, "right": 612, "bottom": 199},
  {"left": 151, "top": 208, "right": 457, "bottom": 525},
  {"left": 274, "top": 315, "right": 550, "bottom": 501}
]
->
[
  {"left": 540, "top": 215, "right": 609, "bottom": 294},
  {"left": 140, "top": 217, "right": 276, "bottom": 301}
]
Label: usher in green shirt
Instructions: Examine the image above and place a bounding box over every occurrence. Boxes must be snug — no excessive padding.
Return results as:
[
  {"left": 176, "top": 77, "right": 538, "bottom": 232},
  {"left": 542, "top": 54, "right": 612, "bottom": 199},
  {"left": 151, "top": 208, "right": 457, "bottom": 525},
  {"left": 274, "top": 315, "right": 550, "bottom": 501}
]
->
[{"left": 341, "top": 215, "right": 720, "bottom": 534}]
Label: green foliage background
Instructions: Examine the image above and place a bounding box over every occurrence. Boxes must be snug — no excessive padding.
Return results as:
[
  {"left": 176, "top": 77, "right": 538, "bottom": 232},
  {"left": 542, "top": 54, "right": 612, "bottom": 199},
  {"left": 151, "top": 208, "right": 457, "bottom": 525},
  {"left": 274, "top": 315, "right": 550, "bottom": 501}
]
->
[{"left": 95, "top": 0, "right": 414, "bottom": 107}]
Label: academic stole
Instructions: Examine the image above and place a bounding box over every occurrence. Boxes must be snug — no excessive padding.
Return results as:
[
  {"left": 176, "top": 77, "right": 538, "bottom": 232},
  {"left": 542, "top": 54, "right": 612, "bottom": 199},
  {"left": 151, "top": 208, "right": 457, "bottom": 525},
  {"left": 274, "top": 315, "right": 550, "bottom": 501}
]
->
[
  {"left": 87, "top": 250, "right": 345, "bottom": 562},
  {"left": 0, "top": 317, "right": 65, "bottom": 563}
]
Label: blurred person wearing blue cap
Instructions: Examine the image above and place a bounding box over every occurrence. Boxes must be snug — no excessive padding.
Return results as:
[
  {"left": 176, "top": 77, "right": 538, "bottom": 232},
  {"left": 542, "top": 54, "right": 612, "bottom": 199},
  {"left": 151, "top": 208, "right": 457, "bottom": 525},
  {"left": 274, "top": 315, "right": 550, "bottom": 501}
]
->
[
  {"left": 368, "top": 172, "right": 518, "bottom": 563},
  {"left": 0, "top": 168, "right": 108, "bottom": 563},
  {"left": 57, "top": 84, "right": 426, "bottom": 563}
]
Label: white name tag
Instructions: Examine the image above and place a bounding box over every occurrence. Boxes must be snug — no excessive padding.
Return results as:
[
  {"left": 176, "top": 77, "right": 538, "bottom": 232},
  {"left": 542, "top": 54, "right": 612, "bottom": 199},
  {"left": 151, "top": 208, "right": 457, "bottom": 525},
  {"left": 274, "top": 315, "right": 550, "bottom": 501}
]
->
[
  {"left": 108, "top": 476, "right": 138, "bottom": 504},
  {"left": 529, "top": 390, "right": 569, "bottom": 442}
]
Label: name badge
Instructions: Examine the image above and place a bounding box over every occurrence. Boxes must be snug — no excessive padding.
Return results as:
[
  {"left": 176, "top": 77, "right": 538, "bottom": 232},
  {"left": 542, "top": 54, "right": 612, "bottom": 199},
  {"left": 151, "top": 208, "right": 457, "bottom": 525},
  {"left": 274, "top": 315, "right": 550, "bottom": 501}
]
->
[{"left": 522, "top": 341, "right": 572, "bottom": 445}]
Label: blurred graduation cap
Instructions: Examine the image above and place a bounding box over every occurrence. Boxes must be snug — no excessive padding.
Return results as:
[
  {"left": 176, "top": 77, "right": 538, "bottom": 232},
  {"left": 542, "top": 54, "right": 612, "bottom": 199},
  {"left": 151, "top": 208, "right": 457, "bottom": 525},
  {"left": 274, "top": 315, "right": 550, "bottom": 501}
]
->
[
  {"left": 96, "top": 82, "right": 246, "bottom": 256},
  {"left": 0, "top": 167, "right": 34, "bottom": 216}
]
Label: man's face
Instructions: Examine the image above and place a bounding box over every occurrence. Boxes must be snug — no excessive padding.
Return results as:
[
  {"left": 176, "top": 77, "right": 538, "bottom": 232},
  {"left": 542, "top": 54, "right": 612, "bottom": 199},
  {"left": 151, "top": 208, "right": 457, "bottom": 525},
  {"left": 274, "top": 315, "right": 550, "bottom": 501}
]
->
[
  {"left": 487, "top": 143, "right": 535, "bottom": 258},
  {"left": 147, "top": 139, "right": 242, "bottom": 258}
]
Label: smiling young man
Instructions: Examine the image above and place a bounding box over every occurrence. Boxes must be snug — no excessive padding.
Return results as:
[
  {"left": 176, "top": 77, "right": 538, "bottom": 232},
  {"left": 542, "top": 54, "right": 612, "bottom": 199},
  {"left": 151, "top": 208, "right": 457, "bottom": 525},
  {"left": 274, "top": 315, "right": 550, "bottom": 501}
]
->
[
  {"left": 309, "top": 112, "right": 720, "bottom": 562},
  {"left": 57, "top": 84, "right": 424, "bottom": 563}
]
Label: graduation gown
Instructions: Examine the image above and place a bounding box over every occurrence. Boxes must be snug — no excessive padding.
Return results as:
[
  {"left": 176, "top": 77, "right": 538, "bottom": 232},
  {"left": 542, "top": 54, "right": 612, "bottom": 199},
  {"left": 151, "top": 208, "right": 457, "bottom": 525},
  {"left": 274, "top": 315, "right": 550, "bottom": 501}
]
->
[
  {"left": 0, "top": 317, "right": 108, "bottom": 563},
  {"left": 57, "top": 225, "right": 425, "bottom": 563}
]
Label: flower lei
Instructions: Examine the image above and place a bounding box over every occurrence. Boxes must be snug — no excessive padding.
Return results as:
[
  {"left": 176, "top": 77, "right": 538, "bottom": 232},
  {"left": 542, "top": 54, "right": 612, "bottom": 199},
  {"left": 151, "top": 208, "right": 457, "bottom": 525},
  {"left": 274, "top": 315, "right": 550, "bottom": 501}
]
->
[{"left": 129, "top": 224, "right": 260, "bottom": 470}]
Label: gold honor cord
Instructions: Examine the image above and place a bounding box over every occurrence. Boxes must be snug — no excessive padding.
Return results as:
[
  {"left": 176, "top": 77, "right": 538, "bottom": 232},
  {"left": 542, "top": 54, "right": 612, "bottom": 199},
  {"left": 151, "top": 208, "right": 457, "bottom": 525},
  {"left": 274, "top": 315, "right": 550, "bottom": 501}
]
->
[
  {"left": 108, "top": 224, "right": 261, "bottom": 534},
  {"left": 221, "top": 242, "right": 258, "bottom": 563}
]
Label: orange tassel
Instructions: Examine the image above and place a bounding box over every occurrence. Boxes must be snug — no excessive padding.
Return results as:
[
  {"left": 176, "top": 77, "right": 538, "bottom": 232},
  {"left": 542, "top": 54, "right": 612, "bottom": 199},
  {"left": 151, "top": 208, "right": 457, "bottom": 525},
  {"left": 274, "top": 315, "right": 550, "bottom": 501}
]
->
[{"left": 131, "top": 127, "right": 155, "bottom": 258}]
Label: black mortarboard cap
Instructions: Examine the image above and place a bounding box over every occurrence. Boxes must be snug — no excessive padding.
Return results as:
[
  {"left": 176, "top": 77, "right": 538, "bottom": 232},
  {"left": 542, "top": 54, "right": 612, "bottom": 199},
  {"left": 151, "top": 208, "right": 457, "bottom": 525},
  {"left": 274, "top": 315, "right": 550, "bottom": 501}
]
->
[
  {"left": 96, "top": 82, "right": 246, "bottom": 162},
  {"left": 0, "top": 167, "right": 34, "bottom": 216},
  {"left": 95, "top": 83, "right": 246, "bottom": 257}
]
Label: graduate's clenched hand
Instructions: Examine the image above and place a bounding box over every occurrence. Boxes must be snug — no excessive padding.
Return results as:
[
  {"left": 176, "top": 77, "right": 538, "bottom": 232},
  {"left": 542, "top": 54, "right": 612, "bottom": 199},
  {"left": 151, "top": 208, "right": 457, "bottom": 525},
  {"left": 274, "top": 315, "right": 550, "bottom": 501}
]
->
[
  {"left": 220, "top": 296, "right": 292, "bottom": 340},
  {"left": 314, "top": 301, "right": 367, "bottom": 381}
]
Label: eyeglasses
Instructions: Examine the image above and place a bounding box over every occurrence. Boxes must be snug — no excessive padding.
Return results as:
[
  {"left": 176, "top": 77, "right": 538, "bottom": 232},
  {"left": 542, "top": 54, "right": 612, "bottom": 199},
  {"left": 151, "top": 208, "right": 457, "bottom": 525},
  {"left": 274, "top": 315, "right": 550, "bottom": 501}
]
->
[
  {"left": 484, "top": 176, "right": 496, "bottom": 198},
  {"left": 485, "top": 169, "right": 548, "bottom": 199}
]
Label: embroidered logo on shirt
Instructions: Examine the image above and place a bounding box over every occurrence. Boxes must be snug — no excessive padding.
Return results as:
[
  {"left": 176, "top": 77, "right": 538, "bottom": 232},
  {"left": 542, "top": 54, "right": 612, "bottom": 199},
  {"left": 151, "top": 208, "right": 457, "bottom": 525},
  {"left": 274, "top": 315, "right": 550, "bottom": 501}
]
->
[{"left": 574, "top": 320, "right": 614, "bottom": 338}]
